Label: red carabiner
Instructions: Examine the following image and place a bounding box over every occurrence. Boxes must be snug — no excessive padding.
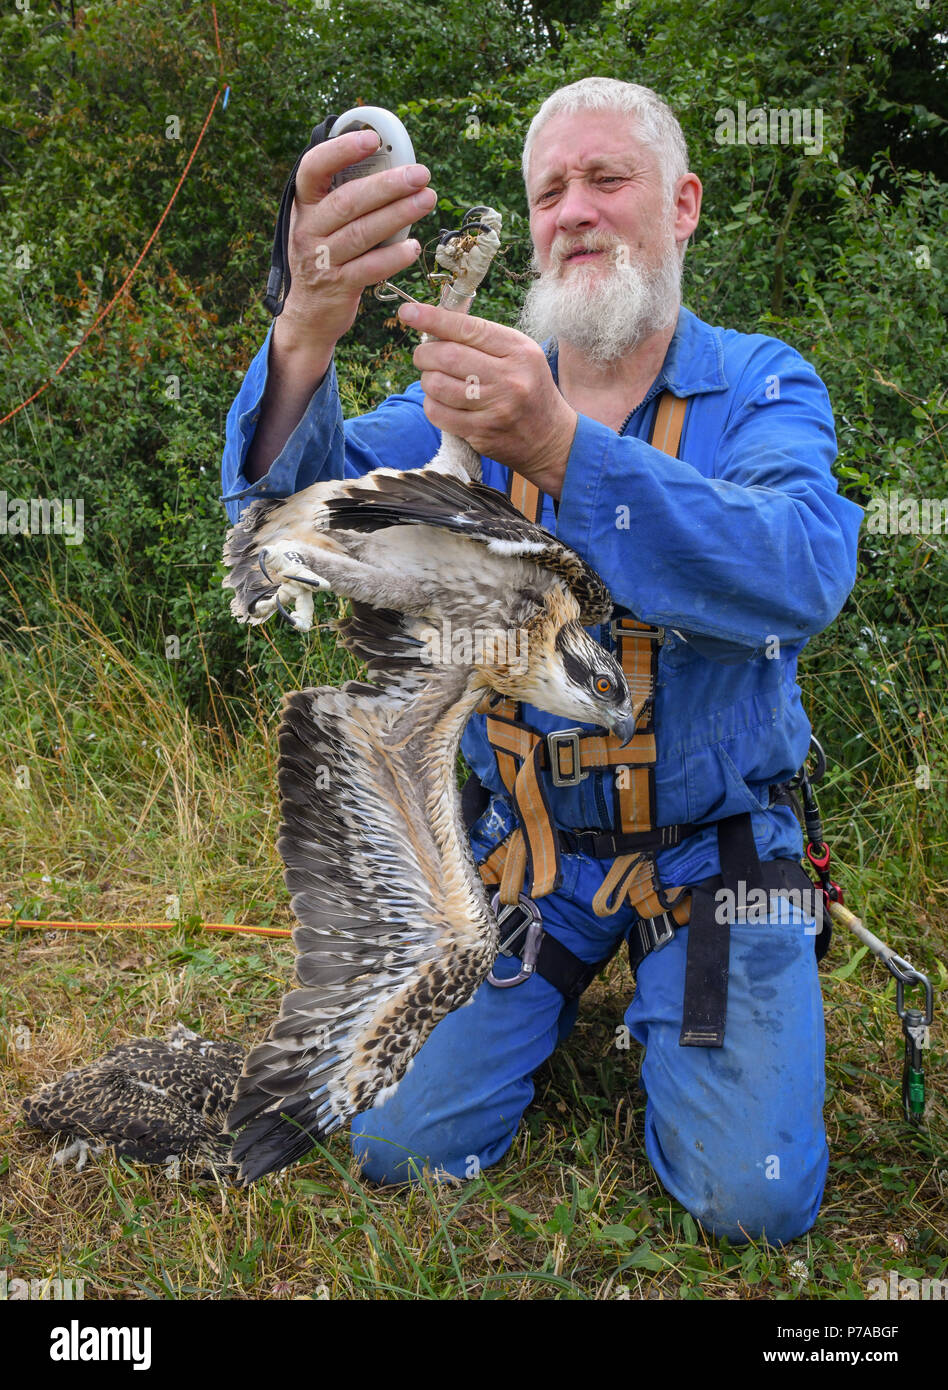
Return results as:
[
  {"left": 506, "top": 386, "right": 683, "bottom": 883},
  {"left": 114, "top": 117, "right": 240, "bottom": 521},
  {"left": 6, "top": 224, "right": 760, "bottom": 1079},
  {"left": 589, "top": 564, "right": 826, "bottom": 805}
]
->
[
  {"left": 805, "top": 841, "right": 844, "bottom": 908},
  {"left": 806, "top": 840, "right": 831, "bottom": 873}
]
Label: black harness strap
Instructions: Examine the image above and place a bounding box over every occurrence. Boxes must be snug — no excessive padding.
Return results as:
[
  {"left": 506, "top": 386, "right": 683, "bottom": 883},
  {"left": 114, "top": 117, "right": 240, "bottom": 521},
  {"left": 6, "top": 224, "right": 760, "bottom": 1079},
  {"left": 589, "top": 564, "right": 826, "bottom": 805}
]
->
[
  {"left": 677, "top": 812, "right": 753, "bottom": 1047},
  {"left": 558, "top": 823, "right": 701, "bottom": 858},
  {"left": 534, "top": 932, "right": 622, "bottom": 1002},
  {"left": 675, "top": 812, "right": 831, "bottom": 1048}
]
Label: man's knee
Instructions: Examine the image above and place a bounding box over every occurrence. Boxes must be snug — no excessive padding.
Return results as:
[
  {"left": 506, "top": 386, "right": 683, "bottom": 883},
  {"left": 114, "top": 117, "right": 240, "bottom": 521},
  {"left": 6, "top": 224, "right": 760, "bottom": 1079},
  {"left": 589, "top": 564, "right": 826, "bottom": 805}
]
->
[
  {"left": 642, "top": 1098, "right": 828, "bottom": 1246},
  {"left": 630, "top": 912, "right": 828, "bottom": 1245},
  {"left": 348, "top": 959, "right": 575, "bottom": 1185},
  {"left": 680, "top": 1143, "right": 827, "bottom": 1246}
]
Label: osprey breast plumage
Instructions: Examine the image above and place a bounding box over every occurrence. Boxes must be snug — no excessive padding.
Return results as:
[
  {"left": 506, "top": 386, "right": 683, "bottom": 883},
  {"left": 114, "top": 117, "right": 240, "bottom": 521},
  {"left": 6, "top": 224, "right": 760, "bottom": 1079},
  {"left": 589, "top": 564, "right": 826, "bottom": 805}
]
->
[{"left": 220, "top": 210, "right": 642, "bottom": 1184}]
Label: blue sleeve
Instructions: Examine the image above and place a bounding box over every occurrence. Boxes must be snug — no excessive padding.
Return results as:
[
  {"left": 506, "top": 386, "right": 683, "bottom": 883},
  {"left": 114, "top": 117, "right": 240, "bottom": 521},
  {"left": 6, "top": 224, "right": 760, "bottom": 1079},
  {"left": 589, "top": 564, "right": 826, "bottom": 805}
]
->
[
  {"left": 220, "top": 323, "right": 442, "bottom": 523},
  {"left": 555, "top": 341, "right": 863, "bottom": 654}
]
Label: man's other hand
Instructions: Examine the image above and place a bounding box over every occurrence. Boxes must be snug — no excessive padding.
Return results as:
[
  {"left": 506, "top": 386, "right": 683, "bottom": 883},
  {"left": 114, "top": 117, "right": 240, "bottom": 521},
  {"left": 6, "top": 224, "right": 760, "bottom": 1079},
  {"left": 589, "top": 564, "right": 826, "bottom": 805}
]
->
[{"left": 399, "top": 301, "right": 578, "bottom": 498}]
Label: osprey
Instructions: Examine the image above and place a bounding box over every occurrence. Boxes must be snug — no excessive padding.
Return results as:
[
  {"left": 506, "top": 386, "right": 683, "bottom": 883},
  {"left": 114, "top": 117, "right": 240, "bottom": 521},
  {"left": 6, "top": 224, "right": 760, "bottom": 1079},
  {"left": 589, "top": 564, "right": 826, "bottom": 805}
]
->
[
  {"left": 220, "top": 212, "right": 645, "bottom": 1185},
  {"left": 22, "top": 1025, "right": 242, "bottom": 1173}
]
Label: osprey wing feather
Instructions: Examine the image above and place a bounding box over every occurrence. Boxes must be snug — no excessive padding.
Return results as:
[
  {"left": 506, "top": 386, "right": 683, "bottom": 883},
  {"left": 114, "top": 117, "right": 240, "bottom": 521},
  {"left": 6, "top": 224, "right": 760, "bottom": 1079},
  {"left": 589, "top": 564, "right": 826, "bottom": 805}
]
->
[{"left": 229, "top": 652, "right": 497, "bottom": 1181}]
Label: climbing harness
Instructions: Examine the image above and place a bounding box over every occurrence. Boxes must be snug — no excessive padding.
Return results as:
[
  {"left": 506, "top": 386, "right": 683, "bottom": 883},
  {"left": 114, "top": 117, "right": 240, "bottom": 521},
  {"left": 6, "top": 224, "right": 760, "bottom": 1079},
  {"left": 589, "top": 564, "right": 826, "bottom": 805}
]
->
[
  {"left": 472, "top": 391, "right": 825, "bottom": 1034},
  {"left": 471, "top": 399, "right": 934, "bottom": 1116}
]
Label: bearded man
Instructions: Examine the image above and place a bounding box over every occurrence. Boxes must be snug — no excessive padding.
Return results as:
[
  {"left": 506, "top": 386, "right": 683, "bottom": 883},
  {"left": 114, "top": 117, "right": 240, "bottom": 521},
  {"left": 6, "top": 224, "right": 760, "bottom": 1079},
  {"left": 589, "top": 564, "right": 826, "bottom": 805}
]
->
[{"left": 221, "top": 77, "right": 862, "bottom": 1245}]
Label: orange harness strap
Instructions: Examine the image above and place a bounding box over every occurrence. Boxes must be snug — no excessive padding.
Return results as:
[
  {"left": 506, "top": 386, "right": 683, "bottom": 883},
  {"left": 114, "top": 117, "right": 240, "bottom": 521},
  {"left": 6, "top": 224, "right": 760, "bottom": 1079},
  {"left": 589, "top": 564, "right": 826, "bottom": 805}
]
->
[{"left": 476, "top": 391, "right": 691, "bottom": 923}]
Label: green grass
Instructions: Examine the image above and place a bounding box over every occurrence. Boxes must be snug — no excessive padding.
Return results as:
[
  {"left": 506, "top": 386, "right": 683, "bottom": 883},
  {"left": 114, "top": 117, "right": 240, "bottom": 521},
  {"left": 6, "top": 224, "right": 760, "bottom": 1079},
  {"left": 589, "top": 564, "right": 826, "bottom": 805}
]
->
[{"left": 1, "top": 587, "right": 946, "bottom": 1300}]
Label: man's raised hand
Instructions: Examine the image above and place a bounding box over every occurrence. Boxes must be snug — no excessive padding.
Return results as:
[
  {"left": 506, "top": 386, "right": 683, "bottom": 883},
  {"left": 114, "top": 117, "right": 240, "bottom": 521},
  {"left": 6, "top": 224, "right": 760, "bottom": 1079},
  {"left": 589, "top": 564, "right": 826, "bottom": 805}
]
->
[{"left": 278, "top": 129, "right": 437, "bottom": 353}]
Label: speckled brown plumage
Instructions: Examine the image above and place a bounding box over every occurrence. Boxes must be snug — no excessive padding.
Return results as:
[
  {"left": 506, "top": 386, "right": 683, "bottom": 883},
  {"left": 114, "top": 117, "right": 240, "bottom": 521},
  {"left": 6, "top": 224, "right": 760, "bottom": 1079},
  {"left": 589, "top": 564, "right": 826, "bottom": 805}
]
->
[
  {"left": 221, "top": 457, "right": 646, "bottom": 1185},
  {"left": 21, "top": 1025, "right": 243, "bottom": 1173}
]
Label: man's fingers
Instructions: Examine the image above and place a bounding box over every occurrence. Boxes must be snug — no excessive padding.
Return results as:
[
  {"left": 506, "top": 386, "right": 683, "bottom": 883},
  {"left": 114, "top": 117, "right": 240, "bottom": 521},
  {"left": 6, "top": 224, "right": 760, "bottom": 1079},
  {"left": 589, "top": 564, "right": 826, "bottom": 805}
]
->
[
  {"left": 294, "top": 129, "right": 385, "bottom": 204},
  {"left": 338, "top": 235, "right": 423, "bottom": 290},
  {"left": 398, "top": 301, "right": 512, "bottom": 353},
  {"left": 412, "top": 339, "right": 490, "bottom": 382},
  {"left": 294, "top": 131, "right": 432, "bottom": 223},
  {"left": 288, "top": 133, "right": 436, "bottom": 270},
  {"left": 417, "top": 369, "right": 489, "bottom": 413},
  {"left": 322, "top": 163, "right": 433, "bottom": 230},
  {"left": 315, "top": 185, "right": 436, "bottom": 266}
]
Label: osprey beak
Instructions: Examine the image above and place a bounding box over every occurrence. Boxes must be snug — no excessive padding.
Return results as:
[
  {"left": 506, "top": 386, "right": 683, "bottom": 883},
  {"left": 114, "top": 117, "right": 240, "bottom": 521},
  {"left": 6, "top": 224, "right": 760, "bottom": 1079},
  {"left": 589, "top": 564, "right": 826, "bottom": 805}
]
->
[{"left": 611, "top": 712, "right": 640, "bottom": 746}]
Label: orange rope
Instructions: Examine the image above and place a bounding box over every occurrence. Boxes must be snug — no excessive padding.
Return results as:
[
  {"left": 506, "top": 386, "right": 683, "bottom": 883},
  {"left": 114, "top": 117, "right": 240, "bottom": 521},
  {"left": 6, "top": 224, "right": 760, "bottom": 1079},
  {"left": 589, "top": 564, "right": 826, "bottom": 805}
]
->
[
  {"left": 1, "top": 5, "right": 227, "bottom": 428},
  {"left": 1, "top": 919, "right": 291, "bottom": 940}
]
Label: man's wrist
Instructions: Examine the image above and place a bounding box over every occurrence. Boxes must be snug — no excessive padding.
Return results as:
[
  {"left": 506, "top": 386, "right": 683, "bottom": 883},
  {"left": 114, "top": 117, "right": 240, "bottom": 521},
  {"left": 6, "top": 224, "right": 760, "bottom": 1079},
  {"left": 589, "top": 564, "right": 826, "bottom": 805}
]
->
[
  {"left": 243, "top": 319, "right": 337, "bottom": 482},
  {"left": 271, "top": 311, "right": 336, "bottom": 387},
  {"left": 526, "top": 407, "right": 578, "bottom": 500}
]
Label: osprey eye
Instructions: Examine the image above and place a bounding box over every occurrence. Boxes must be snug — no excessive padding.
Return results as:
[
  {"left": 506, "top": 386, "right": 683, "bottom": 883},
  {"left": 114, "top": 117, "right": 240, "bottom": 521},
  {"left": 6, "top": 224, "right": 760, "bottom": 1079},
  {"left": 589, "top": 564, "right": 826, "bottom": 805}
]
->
[{"left": 595, "top": 675, "right": 614, "bottom": 695}]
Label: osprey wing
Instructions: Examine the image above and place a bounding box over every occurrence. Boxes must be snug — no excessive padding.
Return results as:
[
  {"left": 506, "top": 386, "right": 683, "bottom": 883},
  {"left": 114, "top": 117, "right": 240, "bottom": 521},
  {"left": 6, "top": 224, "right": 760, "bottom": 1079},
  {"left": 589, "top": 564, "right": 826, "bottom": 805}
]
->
[
  {"left": 324, "top": 467, "right": 613, "bottom": 626},
  {"left": 227, "top": 674, "right": 497, "bottom": 1184},
  {"left": 222, "top": 466, "right": 613, "bottom": 630}
]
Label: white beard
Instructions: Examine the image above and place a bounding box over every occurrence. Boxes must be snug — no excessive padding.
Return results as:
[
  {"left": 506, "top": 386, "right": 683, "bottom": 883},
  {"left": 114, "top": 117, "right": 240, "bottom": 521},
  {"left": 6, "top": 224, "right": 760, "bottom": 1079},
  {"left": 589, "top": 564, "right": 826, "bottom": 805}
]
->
[{"left": 517, "top": 231, "right": 683, "bottom": 366}]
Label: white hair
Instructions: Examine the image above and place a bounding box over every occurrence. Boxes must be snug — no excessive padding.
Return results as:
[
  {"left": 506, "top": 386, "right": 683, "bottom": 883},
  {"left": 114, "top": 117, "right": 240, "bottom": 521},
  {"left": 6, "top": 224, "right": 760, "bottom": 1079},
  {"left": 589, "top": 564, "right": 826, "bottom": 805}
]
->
[{"left": 521, "top": 76, "right": 689, "bottom": 211}]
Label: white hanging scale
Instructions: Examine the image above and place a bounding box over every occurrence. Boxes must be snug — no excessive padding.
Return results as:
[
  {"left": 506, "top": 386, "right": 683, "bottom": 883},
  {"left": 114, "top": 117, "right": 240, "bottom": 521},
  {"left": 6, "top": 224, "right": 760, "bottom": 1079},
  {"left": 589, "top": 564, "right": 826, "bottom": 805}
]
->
[{"left": 329, "top": 107, "right": 417, "bottom": 246}]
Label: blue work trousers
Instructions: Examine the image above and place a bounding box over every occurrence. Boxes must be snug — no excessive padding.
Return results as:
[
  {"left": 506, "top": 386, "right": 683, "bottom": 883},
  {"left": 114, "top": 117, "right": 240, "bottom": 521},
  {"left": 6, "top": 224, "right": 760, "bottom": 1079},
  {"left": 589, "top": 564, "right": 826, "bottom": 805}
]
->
[{"left": 351, "top": 850, "right": 828, "bottom": 1247}]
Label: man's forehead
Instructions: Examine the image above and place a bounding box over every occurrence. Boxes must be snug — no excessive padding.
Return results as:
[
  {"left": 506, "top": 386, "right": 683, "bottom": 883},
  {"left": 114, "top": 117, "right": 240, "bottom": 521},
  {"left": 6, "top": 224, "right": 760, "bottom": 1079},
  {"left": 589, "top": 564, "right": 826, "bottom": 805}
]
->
[{"left": 527, "top": 109, "right": 652, "bottom": 187}]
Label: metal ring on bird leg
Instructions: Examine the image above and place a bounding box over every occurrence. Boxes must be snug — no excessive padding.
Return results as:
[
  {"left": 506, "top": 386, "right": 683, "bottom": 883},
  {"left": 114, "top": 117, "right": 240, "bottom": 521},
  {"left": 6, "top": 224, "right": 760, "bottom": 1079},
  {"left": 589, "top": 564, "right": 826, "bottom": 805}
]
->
[{"left": 487, "top": 892, "right": 544, "bottom": 988}]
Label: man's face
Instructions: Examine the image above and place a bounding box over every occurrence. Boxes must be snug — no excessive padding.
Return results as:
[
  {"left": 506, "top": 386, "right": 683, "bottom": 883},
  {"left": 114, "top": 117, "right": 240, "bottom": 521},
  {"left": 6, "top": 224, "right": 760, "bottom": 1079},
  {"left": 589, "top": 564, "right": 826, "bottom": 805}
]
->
[{"left": 518, "top": 109, "right": 685, "bottom": 365}]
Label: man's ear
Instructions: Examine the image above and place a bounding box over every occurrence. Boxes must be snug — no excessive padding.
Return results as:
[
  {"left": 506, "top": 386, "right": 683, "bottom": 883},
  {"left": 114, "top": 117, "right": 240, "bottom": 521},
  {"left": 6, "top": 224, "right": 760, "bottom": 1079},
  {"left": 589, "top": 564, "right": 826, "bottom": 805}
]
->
[{"left": 674, "top": 172, "right": 702, "bottom": 248}]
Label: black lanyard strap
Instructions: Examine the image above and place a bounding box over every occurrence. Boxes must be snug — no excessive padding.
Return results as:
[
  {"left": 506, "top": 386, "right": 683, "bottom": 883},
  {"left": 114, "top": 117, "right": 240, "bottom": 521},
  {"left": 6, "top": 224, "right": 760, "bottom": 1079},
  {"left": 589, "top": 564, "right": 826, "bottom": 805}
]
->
[{"left": 264, "top": 114, "right": 339, "bottom": 316}]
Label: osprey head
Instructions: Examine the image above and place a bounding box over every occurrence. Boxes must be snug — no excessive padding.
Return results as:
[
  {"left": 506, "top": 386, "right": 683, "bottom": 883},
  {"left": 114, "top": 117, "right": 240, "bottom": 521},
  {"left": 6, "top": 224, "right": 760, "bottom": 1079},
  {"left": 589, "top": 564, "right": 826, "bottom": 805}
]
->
[{"left": 487, "top": 587, "right": 644, "bottom": 741}]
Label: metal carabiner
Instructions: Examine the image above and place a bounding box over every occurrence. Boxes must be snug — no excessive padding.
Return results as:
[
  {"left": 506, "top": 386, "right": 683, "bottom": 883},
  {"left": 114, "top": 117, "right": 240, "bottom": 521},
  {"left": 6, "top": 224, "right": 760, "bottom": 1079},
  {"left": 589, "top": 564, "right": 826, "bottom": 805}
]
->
[
  {"left": 373, "top": 280, "right": 426, "bottom": 304},
  {"left": 487, "top": 893, "right": 544, "bottom": 988},
  {"left": 895, "top": 959, "right": 934, "bottom": 1027}
]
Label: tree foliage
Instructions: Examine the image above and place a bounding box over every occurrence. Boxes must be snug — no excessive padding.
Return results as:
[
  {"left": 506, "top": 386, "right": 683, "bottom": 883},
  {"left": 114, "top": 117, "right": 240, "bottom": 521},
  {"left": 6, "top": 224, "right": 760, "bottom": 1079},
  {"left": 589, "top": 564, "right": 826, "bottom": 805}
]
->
[{"left": 1, "top": 0, "right": 944, "bottom": 782}]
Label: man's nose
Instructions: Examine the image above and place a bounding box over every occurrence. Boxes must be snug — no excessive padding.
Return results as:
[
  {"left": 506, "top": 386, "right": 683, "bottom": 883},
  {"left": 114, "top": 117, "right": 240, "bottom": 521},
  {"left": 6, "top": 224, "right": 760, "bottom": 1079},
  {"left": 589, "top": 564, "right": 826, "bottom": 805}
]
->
[{"left": 556, "top": 177, "right": 600, "bottom": 231}]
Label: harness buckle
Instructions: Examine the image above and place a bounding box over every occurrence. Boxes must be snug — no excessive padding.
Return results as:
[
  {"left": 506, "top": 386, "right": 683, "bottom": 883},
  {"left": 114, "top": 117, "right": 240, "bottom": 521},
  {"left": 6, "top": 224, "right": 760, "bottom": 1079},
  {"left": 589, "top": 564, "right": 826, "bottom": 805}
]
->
[
  {"left": 547, "top": 728, "right": 589, "bottom": 788},
  {"left": 637, "top": 910, "right": 677, "bottom": 958},
  {"left": 610, "top": 620, "right": 664, "bottom": 645},
  {"left": 487, "top": 893, "right": 544, "bottom": 988}
]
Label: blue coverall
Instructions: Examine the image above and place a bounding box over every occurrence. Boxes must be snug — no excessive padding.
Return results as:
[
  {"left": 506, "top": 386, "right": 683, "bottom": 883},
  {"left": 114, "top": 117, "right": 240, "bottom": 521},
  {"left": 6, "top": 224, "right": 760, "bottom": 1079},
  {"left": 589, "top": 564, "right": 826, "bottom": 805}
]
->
[{"left": 221, "top": 304, "right": 863, "bottom": 1244}]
